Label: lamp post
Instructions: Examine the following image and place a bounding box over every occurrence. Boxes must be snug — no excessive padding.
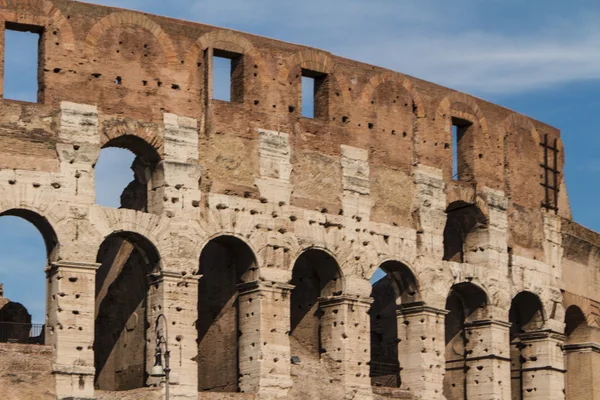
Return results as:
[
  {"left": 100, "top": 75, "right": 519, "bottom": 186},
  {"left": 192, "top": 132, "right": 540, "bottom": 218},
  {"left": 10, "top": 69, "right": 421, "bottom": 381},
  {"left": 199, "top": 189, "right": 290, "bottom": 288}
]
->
[{"left": 150, "top": 313, "right": 170, "bottom": 400}]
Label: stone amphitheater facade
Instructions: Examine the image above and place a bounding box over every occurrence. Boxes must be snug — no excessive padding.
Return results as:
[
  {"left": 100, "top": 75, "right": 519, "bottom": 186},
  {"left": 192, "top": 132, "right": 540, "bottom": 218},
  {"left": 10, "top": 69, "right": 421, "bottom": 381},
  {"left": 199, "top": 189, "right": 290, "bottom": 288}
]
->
[{"left": 0, "top": 1, "right": 598, "bottom": 399}]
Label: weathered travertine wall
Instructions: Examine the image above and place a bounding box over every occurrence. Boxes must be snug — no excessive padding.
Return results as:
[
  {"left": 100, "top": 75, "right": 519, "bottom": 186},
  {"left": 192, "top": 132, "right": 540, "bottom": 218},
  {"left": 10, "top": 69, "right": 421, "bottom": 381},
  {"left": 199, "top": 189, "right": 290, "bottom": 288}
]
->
[{"left": 0, "top": 1, "right": 598, "bottom": 399}]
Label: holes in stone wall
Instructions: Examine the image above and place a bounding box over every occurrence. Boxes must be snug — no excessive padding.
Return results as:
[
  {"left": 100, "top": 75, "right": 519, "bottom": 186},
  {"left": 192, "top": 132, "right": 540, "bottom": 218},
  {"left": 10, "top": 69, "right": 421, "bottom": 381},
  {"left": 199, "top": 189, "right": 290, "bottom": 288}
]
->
[
  {"left": 212, "top": 49, "right": 243, "bottom": 103},
  {"left": 3, "top": 22, "right": 44, "bottom": 102}
]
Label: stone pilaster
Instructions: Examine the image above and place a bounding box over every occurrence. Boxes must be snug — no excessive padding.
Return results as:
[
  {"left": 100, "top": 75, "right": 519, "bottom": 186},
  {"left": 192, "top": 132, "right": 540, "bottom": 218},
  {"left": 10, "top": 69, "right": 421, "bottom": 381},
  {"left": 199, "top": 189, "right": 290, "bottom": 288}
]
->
[
  {"left": 46, "top": 261, "right": 99, "bottom": 400},
  {"left": 564, "top": 342, "right": 600, "bottom": 400},
  {"left": 464, "top": 320, "right": 512, "bottom": 400},
  {"left": 319, "top": 295, "right": 374, "bottom": 399},
  {"left": 149, "top": 113, "right": 201, "bottom": 216},
  {"left": 341, "top": 144, "right": 371, "bottom": 222},
  {"left": 519, "top": 331, "right": 565, "bottom": 400},
  {"left": 146, "top": 271, "right": 199, "bottom": 399},
  {"left": 397, "top": 305, "right": 447, "bottom": 400},
  {"left": 237, "top": 281, "right": 294, "bottom": 398}
]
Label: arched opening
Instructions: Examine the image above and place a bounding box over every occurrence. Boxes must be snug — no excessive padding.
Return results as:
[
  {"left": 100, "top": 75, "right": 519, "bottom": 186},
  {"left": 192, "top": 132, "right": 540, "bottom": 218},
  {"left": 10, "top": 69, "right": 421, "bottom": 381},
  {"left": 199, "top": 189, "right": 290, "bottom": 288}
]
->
[
  {"left": 564, "top": 305, "right": 593, "bottom": 400},
  {"left": 443, "top": 282, "right": 488, "bottom": 400},
  {"left": 509, "top": 291, "right": 545, "bottom": 400},
  {"left": 369, "top": 261, "right": 420, "bottom": 388},
  {"left": 94, "top": 231, "right": 160, "bottom": 391},
  {"left": 443, "top": 201, "right": 487, "bottom": 262},
  {"left": 0, "top": 209, "right": 58, "bottom": 345},
  {"left": 95, "top": 135, "right": 161, "bottom": 212},
  {"left": 290, "top": 249, "right": 342, "bottom": 360},
  {"left": 197, "top": 235, "right": 257, "bottom": 392}
]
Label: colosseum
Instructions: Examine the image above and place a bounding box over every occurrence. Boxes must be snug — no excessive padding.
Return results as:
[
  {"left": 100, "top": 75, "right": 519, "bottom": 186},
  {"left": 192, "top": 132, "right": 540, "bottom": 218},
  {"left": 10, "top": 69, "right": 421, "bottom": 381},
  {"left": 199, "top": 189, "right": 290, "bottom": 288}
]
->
[{"left": 0, "top": 1, "right": 597, "bottom": 400}]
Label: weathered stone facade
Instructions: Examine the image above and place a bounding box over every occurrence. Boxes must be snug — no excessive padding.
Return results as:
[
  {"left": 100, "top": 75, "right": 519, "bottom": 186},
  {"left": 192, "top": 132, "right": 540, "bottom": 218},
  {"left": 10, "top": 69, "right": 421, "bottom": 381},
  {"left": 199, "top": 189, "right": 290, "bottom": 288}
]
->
[{"left": 0, "top": 1, "right": 598, "bottom": 399}]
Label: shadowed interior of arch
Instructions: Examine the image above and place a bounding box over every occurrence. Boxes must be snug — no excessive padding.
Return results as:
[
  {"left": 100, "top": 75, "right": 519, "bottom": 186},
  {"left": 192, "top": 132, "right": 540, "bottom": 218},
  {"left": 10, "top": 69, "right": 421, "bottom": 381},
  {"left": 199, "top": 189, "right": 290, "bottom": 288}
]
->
[
  {"left": 290, "top": 249, "right": 342, "bottom": 360},
  {"left": 95, "top": 135, "right": 161, "bottom": 212},
  {"left": 443, "top": 201, "right": 487, "bottom": 263},
  {"left": 94, "top": 231, "right": 160, "bottom": 391},
  {"left": 443, "top": 283, "right": 488, "bottom": 400},
  {"left": 369, "top": 261, "right": 420, "bottom": 388},
  {"left": 508, "top": 291, "right": 545, "bottom": 400},
  {"left": 0, "top": 210, "right": 57, "bottom": 340},
  {"left": 196, "top": 235, "right": 256, "bottom": 392}
]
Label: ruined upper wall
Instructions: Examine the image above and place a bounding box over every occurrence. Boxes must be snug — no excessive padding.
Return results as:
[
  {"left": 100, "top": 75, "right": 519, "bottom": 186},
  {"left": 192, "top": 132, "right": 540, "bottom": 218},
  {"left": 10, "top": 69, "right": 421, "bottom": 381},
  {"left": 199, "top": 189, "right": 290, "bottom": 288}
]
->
[{"left": 0, "top": 0, "right": 573, "bottom": 255}]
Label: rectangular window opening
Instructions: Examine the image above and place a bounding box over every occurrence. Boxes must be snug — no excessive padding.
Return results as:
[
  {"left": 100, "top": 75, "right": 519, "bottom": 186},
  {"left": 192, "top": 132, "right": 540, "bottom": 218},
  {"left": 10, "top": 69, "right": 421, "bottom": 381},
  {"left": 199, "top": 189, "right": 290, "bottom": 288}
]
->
[
  {"left": 4, "top": 22, "right": 44, "bottom": 103},
  {"left": 211, "top": 49, "right": 243, "bottom": 103},
  {"left": 301, "top": 69, "right": 328, "bottom": 119},
  {"left": 451, "top": 117, "right": 472, "bottom": 181}
]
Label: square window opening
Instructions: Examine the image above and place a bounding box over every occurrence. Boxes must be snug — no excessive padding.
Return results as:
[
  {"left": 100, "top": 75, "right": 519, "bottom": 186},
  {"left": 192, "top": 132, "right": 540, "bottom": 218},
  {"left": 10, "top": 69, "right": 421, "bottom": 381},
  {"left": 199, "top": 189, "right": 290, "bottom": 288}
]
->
[
  {"left": 211, "top": 49, "right": 243, "bottom": 103},
  {"left": 4, "top": 22, "right": 44, "bottom": 103},
  {"left": 452, "top": 117, "right": 472, "bottom": 181},
  {"left": 301, "top": 69, "right": 328, "bottom": 119}
]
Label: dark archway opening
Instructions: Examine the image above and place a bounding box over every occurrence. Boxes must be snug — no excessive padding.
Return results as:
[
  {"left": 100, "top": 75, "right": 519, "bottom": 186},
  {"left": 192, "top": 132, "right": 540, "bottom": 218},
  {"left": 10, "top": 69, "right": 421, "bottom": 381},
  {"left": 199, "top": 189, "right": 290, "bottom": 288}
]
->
[
  {"left": 509, "top": 291, "right": 544, "bottom": 400},
  {"left": 94, "top": 232, "right": 160, "bottom": 391},
  {"left": 95, "top": 135, "right": 161, "bottom": 213},
  {"left": 289, "top": 249, "right": 342, "bottom": 360},
  {"left": 0, "top": 209, "right": 58, "bottom": 344},
  {"left": 197, "top": 236, "right": 256, "bottom": 392},
  {"left": 369, "top": 261, "right": 420, "bottom": 388},
  {"left": 564, "top": 305, "right": 590, "bottom": 400},
  {"left": 443, "top": 201, "right": 487, "bottom": 262},
  {"left": 443, "top": 283, "right": 488, "bottom": 400}
]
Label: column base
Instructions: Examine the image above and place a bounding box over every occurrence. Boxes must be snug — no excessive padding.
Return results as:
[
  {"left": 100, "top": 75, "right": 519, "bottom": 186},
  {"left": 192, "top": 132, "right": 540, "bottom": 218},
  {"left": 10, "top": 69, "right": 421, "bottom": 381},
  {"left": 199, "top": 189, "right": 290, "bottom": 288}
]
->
[{"left": 53, "top": 364, "right": 95, "bottom": 400}]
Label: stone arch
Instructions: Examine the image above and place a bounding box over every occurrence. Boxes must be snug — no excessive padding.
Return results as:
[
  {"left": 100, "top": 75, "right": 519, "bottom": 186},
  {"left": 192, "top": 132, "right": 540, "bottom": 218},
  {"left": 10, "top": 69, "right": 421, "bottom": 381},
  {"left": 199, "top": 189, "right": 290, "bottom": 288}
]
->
[
  {"left": 509, "top": 291, "right": 547, "bottom": 399},
  {"left": 196, "top": 234, "right": 258, "bottom": 392},
  {"left": 278, "top": 48, "right": 348, "bottom": 106},
  {"left": 84, "top": 11, "right": 178, "bottom": 66},
  {"left": 443, "top": 201, "right": 488, "bottom": 262},
  {"left": 101, "top": 118, "right": 164, "bottom": 158},
  {"left": 94, "top": 229, "right": 162, "bottom": 390},
  {"left": 563, "top": 292, "right": 597, "bottom": 328},
  {"left": 361, "top": 72, "right": 425, "bottom": 118},
  {"left": 0, "top": 207, "right": 59, "bottom": 262},
  {"left": 369, "top": 260, "right": 421, "bottom": 388},
  {"left": 290, "top": 248, "right": 344, "bottom": 360},
  {"left": 444, "top": 282, "right": 489, "bottom": 400},
  {"left": 436, "top": 93, "right": 489, "bottom": 137},
  {"left": 88, "top": 207, "right": 169, "bottom": 258},
  {"left": 0, "top": 0, "right": 76, "bottom": 51},
  {"left": 184, "top": 29, "right": 265, "bottom": 71},
  {"left": 97, "top": 129, "right": 163, "bottom": 213},
  {"left": 279, "top": 49, "right": 336, "bottom": 81}
]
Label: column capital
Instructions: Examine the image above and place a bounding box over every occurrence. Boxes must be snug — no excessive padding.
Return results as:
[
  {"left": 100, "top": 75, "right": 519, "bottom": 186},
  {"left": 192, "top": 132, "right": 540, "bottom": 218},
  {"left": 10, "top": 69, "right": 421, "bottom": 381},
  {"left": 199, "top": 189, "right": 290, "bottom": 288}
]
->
[
  {"left": 464, "top": 319, "right": 512, "bottom": 329},
  {"left": 237, "top": 280, "right": 294, "bottom": 295},
  {"left": 397, "top": 303, "right": 448, "bottom": 317},
  {"left": 563, "top": 342, "right": 600, "bottom": 353},
  {"left": 149, "top": 270, "right": 200, "bottom": 284},
  {"left": 318, "top": 294, "right": 373, "bottom": 307},
  {"left": 519, "top": 329, "right": 566, "bottom": 342},
  {"left": 46, "top": 260, "right": 100, "bottom": 274}
]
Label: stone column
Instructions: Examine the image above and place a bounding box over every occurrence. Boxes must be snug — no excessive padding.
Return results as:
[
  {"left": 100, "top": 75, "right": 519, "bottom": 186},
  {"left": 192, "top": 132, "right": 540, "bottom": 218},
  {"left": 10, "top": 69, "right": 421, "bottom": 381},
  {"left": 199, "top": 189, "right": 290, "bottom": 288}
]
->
[
  {"left": 237, "top": 280, "right": 294, "bottom": 398},
  {"left": 146, "top": 271, "right": 199, "bottom": 399},
  {"left": 519, "top": 331, "right": 565, "bottom": 400},
  {"left": 397, "top": 305, "right": 447, "bottom": 400},
  {"left": 46, "top": 261, "right": 99, "bottom": 400},
  {"left": 464, "top": 320, "right": 512, "bottom": 400},
  {"left": 319, "top": 295, "right": 374, "bottom": 399},
  {"left": 564, "top": 342, "right": 600, "bottom": 400}
]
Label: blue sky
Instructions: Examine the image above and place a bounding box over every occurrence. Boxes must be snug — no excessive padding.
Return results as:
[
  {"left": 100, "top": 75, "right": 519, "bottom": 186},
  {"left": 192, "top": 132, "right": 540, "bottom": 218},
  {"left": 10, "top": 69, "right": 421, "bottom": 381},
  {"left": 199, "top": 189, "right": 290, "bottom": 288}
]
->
[{"left": 1, "top": 0, "right": 600, "bottom": 322}]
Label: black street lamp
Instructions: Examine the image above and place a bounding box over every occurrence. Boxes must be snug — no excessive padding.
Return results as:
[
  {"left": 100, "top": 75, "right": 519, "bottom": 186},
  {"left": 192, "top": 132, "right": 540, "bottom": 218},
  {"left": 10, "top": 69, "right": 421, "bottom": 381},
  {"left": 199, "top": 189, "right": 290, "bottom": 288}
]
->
[{"left": 150, "top": 313, "right": 170, "bottom": 400}]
